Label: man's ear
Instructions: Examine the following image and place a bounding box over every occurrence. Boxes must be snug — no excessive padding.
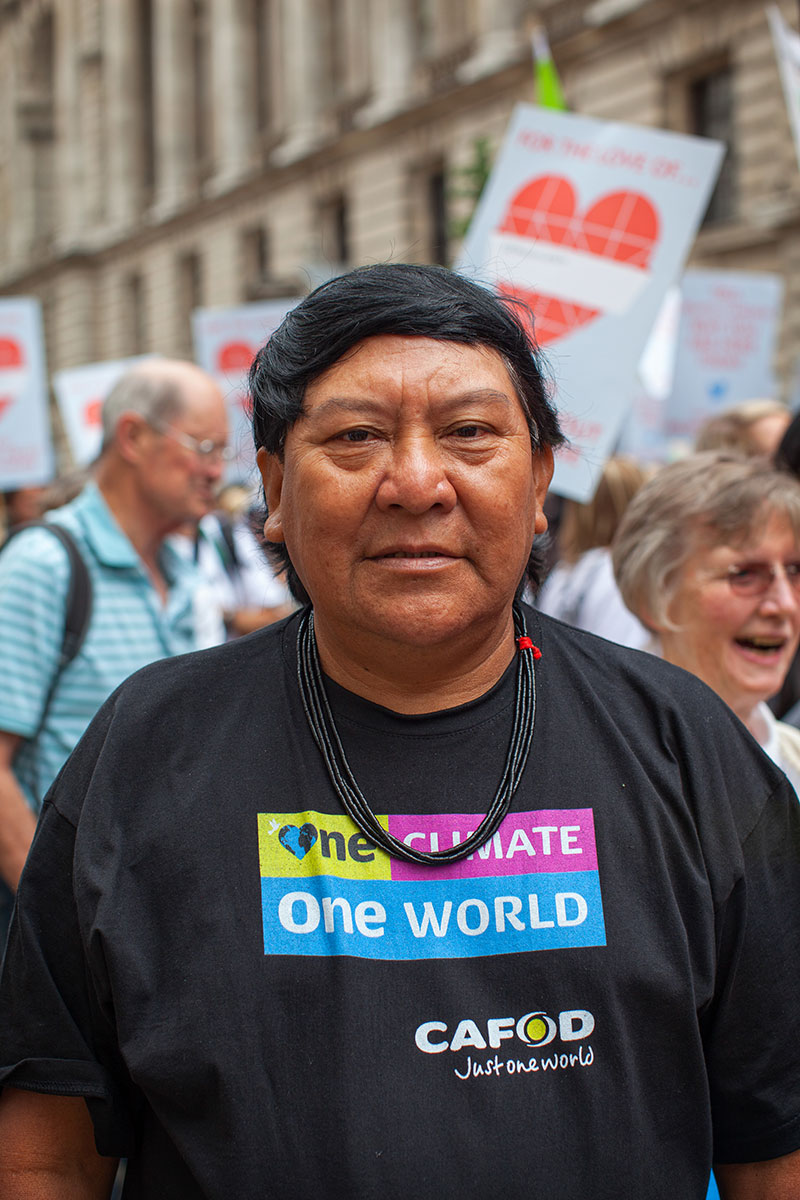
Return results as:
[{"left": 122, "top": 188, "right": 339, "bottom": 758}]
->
[
  {"left": 115, "top": 412, "right": 150, "bottom": 465},
  {"left": 256, "top": 447, "right": 286, "bottom": 544},
  {"left": 532, "top": 445, "right": 555, "bottom": 536}
]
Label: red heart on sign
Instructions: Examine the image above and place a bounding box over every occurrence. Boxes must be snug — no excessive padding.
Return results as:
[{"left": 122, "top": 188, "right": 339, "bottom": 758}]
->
[
  {"left": 496, "top": 175, "right": 659, "bottom": 345},
  {"left": 0, "top": 396, "right": 13, "bottom": 420}
]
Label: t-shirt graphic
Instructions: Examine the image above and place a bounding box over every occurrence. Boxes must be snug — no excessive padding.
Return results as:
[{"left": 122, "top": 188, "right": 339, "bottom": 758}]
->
[{"left": 258, "top": 808, "right": 606, "bottom": 960}]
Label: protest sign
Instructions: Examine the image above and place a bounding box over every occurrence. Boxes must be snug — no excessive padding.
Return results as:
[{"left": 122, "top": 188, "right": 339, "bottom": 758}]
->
[
  {"left": 457, "top": 104, "right": 724, "bottom": 500},
  {"left": 663, "top": 269, "right": 783, "bottom": 455},
  {"left": 192, "top": 300, "right": 301, "bottom": 483},
  {"left": 0, "top": 298, "right": 53, "bottom": 489},
  {"left": 53, "top": 356, "right": 155, "bottom": 467},
  {"left": 768, "top": 6, "right": 800, "bottom": 172},
  {"left": 616, "top": 285, "right": 682, "bottom": 464}
]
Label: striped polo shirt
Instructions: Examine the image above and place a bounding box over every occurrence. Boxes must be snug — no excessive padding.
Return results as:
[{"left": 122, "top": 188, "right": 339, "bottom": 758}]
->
[{"left": 0, "top": 482, "right": 199, "bottom": 812}]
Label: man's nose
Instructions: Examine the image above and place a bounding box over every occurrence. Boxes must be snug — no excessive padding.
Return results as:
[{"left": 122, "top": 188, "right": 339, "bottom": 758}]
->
[{"left": 374, "top": 436, "right": 457, "bottom": 514}]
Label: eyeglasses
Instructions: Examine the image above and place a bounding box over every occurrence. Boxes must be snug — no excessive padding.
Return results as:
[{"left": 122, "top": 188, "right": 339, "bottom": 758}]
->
[
  {"left": 726, "top": 562, "right": 800, "bottom": 596},
  {"left": 155, "top": 423, "right": 234, "bottom": 463}
]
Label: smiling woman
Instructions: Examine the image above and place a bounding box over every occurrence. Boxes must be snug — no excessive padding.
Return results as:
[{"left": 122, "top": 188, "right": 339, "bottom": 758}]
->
[{"left": 613, "top": 452, "right": 800, "bottom": 793}]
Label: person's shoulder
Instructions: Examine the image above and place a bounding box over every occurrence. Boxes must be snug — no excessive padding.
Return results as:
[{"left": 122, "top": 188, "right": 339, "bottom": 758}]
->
[
  {"left": 532, "top": 605, "right": 766, "bottom": 742},
  {"left": 775, "top": 717, "right": 800, "bottom": 764},
  {"left": 533, "top": 605, "right": 664, "bottom": 677},
  {"left": 532, "top": 606, "right": 789, "bottom": 827},
  {"left": 113, "top": 610, "right": 295, "bottom": 709},
  {"left": 0, "top": 522, "right": 73, "bottom": 584}
]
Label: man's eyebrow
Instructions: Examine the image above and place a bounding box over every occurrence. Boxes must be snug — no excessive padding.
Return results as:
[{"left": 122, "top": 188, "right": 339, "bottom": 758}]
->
[{"left": 306, "top": 390, "right": 514, "bottom": 419}]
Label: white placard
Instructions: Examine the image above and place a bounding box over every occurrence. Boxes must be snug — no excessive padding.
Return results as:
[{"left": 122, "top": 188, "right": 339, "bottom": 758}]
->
[
  {"left": 662, "top": 269, "right": 784, "bottom": 455},
  {"left": 0, "top": 298, "right": 53, "bottom": 489},
  {"left": 52, "top": 356, "right": 155, "bottom": 467},
  {"left": 192, "top": 300, "right": 301, "bottom": 483},
  {"left": 457, "top": 104, "right": 724, "bottom": 500},
  {"left": 768, "top": 6, "right": 800, "bottom": 172},
  {"left": 616, "top": 286, "right": 683, "bottom": 464}
]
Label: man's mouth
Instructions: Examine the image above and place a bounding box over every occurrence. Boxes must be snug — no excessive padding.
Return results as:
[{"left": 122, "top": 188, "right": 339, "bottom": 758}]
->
[{"left": 380, "top": 550, "right": 452, "bottom": 558}]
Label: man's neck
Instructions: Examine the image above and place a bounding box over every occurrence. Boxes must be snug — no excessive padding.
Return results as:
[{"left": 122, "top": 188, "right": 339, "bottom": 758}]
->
[
  {"left": 312, "top": 610, "right": 519, "bottom": 715},
  {"left": 94, "top": 460, "right": 170, "bottom": 596}
]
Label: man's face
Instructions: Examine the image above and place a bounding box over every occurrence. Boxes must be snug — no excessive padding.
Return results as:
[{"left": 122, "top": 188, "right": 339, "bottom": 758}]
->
[
  {"left": 136, "top": 373, "right": 229, "bottom": 528},
  {"left": 259, "top": 335, "right": 553, "bottom": 653}
]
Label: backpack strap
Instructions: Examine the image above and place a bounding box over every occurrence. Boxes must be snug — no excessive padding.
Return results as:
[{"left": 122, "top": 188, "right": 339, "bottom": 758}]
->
[
  {"left": 5, "top": 521, "right": 92, "bottom": 669},
  {"left": 2, "top": 522, "right": 93, "bottom": 801}
]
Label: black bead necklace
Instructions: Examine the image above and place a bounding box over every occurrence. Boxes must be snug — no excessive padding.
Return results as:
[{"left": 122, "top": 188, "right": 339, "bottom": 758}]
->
[{"left": 295, "top": 602, "right": 538, "bottom": 865}]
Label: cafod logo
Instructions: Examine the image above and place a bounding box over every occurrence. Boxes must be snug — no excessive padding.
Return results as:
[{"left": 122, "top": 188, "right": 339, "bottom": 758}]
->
[{"left": 415, "top": 1008, "right": 595, "bottom": 1054}]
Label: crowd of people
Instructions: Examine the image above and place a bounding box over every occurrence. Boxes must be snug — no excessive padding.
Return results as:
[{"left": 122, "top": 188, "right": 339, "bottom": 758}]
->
[
  {"left": 0, "top": 264, "right": 797, "bottom": 1197},
  {"left": 0, "top": 358, "right": 292, "bottom": 948}
]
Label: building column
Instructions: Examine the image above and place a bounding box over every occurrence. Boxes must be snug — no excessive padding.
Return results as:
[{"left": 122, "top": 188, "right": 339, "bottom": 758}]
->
[
  {"left": 104, "top": 0, "right": 141, "bottom": 230},
  {"left": 457, "top": 0, "right": 523, "bottom": 83},
  {"left": 272, "top": 0, "right": 324, "bottom": 164},
  {"left": 355, "top": 0, "right": 415, "bottom": 127},
  {"left": 151, "top": 0, "right": 195, "bottom": 217}
]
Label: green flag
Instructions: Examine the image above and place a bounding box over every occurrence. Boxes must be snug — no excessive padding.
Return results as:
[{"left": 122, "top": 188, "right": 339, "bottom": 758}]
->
[{"left": 531, "top": 25, "right": 566, "bottom": 110}]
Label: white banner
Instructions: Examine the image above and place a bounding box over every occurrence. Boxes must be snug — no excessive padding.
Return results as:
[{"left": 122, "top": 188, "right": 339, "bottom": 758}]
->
[
  {"left": 52, "top": 356, "right": 155, "bottom": 467},
  {"left": 457, "top": 104, "right": 724, "bottom": 500},
  {"left": 192, "top": 300, "right": 301, "bottom": 483},
  {"left": 768, "top": 6, "right": 800, "bottom": 171},
  {"left": 0, "top": 298, "right": 53, "bottom": 489},
  {"left": 662, "top": 269, "right": 783, "bottom": 455}
]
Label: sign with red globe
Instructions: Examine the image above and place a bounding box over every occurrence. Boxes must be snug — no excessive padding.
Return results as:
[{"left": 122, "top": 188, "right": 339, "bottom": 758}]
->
[
  {"left": 494, "top": 176, "right": 659, "bottom": 345},
  {"left": 193, "top": 300, "right": 301, "bottom": 479},
  {"left": 457, "top": 104, "right": 724, "bottom": 501},
  {"left": 0, "top": 299, "right": 52, "bottom": 488}
]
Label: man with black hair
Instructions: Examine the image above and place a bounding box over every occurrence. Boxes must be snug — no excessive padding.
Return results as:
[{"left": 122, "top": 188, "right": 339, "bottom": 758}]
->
[{"left": 0, "top": 265, "right": 798, "bottom": 1198}]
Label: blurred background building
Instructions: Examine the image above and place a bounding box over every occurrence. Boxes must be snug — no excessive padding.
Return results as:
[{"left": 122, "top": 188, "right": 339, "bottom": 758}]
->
[{"left": 0, "top": 0, "right": 798, "bottom": 388}]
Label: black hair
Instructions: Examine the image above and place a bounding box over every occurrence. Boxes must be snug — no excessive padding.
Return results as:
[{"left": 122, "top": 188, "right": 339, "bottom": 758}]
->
[
  {"left": 775, "top": 410, "right": 800, "bottom": 476},
  {"left": 248, "top": 262, "right": 564, "bottom": 603}
]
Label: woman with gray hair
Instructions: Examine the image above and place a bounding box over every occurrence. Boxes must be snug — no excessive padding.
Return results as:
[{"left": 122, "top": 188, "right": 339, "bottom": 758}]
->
[{"left": 612, "top": 452, "right": 800, "bottom": 792}]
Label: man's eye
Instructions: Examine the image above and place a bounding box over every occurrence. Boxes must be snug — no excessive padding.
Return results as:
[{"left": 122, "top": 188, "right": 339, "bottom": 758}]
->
[
  {"left": 339, "top": 429, "right": 372, "bottom": 443},
  {"left": 452, "top": 424, "right": 484, "bottom": 439}
]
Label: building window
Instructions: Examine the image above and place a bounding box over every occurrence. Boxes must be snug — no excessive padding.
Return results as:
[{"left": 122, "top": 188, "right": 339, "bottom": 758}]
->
[
  {"left": 253, "top": 0, "right": 274, "bottom": 135},
  {"left": 317, "top": 194, "right": 349, "bottom": 268},
  {"left": 690, "top": 67, "right": 736, "bottom": 225},
  {"left": 178, "top": 252, "right": 203, "bottom": 355},
  {"left": 240, "top": 225, "right": 271, "bottom": 300},
  {"left": 136, "top": 0, "right": 156, "bottom": 202},
  {"left": 21, "top": 10, "right": 56, "bottom": 251},
  {"left": 125, "top": 273, "right": 146, "bottom": 355},
  {"left": 407, "top": 161, "right": 450, "bottom": 265},
  {"left": 318, "top": 0, "right": 348, "bottom": 104},
  {"left": 413, "top": 0, "right": 436, "bottom": 60},
  {"left": 192, "top": 0, "right": 213, "bottom": 181},
  {"left": 428, "top": 166, "right": 449, "bottom": 265},
  {"left": 413, "top": 0, "right": 471, "bottom": 69}
]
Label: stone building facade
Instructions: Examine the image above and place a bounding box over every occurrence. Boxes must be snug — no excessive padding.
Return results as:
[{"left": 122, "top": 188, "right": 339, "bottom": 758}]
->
[{"left": 1, "top": 0, "right": 799, "bottom": 398}]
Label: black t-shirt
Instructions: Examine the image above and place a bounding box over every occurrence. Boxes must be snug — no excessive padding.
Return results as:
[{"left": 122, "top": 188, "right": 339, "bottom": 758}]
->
[{"left": 1, "top": 607, "right": 800, "bottom": 1199}]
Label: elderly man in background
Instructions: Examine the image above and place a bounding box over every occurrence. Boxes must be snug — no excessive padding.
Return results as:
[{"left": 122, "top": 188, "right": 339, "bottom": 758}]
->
[
  {"left": 0, "top": 358, "right": 229, "bottom": 942},
  {"left": 0, "top": 266, "right": 798, "bottom": 1198}
]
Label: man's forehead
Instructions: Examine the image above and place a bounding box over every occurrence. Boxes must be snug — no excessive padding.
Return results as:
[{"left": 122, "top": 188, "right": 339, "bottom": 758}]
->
[{"left": 303, "top": 334, "right": 521, "bottom": 404}]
